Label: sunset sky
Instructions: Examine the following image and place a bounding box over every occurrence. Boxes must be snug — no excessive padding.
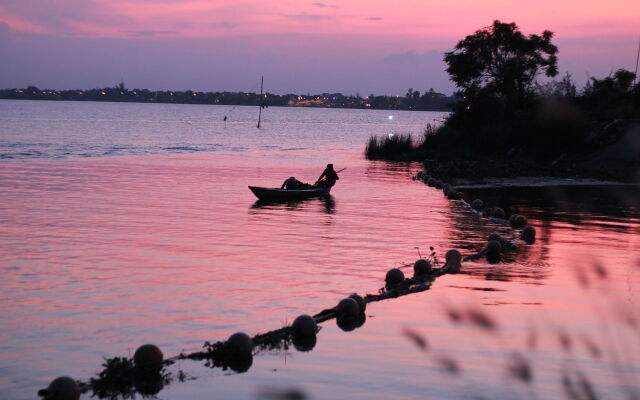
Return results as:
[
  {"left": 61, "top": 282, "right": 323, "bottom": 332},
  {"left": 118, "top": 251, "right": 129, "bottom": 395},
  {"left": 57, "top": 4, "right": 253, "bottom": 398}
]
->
[{"left": 0, "top": 0, "right": 638, "bottom": 95}]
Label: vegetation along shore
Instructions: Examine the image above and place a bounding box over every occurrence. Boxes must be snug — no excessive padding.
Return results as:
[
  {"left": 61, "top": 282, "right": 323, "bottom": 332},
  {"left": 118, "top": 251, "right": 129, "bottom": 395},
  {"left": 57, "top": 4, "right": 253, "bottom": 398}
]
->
[
  {"left": 366, "top": 21, "right": 640, "bottom": 184},
  {"left": 0, "top": 84, "right": 454, "bottom": 111}
]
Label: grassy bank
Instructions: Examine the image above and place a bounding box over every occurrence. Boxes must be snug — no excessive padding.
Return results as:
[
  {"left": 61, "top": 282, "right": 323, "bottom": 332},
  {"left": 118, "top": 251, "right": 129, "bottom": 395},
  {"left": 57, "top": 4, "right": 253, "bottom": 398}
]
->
[{"left": 365, "top": 119, "right": 640, "bottom": 183}]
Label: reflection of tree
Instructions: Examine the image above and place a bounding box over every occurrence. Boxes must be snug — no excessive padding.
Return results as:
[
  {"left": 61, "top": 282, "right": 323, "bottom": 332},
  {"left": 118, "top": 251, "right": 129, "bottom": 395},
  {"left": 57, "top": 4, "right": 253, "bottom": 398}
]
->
[
  {"left": 364, "top": 160, "right": 421, "bottom": 181},
  {"left": 446, "top": 193, "right": 551, "bottom": 283},
  {"left": 449, "top": 184, "right": 640, "bottom": 284},
  {"left": 465, "top": 185, "right": 640, "bottom": 227}
]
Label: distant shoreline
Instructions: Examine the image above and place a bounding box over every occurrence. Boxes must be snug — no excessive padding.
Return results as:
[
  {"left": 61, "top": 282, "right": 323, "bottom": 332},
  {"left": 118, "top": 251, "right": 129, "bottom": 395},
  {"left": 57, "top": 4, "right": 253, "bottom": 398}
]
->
[{"left": 0, "top": 86, "right": 456, "bottom": 112}]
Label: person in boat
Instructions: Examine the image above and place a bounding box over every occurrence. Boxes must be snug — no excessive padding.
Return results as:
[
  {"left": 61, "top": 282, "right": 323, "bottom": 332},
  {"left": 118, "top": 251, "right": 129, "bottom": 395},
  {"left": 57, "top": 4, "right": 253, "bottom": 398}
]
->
[
  {"left": 314, "top": 164, "right": 339, "bottom": 188},
  {"left": 281, "top": 177, "right": 303, "bottom": 190}
]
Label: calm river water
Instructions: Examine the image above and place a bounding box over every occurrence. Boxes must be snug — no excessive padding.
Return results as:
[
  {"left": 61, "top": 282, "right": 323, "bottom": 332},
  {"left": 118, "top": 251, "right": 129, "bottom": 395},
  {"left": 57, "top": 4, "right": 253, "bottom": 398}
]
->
[{"left": 0, "top": 100, "right": 639, "bottom": 400}]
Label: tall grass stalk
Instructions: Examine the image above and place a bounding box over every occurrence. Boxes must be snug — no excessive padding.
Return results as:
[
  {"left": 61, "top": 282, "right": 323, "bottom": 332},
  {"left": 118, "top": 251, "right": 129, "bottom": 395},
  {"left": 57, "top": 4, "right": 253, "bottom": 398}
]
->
[{"left": 365, "top": 133, "right": 414, "bottom": 160}]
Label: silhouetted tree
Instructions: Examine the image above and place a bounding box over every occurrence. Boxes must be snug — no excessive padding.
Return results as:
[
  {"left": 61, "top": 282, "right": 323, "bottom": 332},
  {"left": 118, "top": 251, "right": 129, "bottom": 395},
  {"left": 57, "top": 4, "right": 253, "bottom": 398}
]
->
[
  {"left": 535, "top": 72, "right": 577, "bottom": 98},
  {"left": 579, "top": 69, "right": 639, "bottom": 119},
  {"left": 444, "top": 20, "right": 558, "bottom": 107}
]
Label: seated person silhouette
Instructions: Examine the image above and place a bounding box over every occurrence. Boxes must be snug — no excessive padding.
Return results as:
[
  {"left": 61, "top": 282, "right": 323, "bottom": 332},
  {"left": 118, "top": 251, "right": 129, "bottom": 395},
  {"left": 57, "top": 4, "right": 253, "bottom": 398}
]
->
[{"left": 281, "top": 177, "right": 303, "bottom": 190}]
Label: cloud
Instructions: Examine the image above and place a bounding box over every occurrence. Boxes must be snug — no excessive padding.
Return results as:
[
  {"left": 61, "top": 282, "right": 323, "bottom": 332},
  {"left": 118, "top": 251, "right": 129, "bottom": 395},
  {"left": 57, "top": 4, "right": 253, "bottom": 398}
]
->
[
  {"left": 312, "top": 2, "right": 339, "bottom": 8},
  {"left": 0, "top": 0, "right": 126, "bottom": 35},
  {"left": 367, "top": 17, "right": 383, "bottom": 21},
  {"left": 121, "top": 29, "right": 179, "bottom": 37},
  {"left": 283, "top": 13, "right": 332, "bottom": 21},
  {"left": 381, "top": 50, "right": 444, "bottom": 64},
  {"left": 0, "top": 20, "right": 11, "bottom": 36},
  {"left": 376, "top": 50, "right": 453, "bottom": 93},
  {"left": 0, "top": 21, "right": 11, "bottom": 48},
  {"left": 212, "top": 22, "right": 237, "bottom": 29}
]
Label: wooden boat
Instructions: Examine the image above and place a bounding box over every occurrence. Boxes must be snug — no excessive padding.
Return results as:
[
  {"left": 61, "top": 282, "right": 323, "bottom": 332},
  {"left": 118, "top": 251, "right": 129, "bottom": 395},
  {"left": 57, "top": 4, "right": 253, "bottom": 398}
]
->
[{"left": 248, "top": 185, "right": 331, "bottom": 201}]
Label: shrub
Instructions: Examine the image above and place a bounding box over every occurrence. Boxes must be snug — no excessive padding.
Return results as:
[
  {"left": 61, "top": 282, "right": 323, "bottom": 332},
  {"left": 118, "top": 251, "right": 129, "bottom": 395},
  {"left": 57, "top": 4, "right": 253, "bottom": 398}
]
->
[{"left": 365, "top": 133, "right": 415, "bottom": 160}]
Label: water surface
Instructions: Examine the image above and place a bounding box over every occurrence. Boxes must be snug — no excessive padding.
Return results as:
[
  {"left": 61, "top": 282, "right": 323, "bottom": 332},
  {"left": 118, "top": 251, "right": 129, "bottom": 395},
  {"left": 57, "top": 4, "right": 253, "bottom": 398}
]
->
[{"left": 0, "top": 100, "right": 638, "bottom": 399}]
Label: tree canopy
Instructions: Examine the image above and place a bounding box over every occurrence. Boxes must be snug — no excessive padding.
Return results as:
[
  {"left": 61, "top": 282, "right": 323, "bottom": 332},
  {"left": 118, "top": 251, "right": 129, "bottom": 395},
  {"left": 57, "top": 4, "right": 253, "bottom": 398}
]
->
[{"left": 444, "top": 20, "right": 558, "bottom": 104}]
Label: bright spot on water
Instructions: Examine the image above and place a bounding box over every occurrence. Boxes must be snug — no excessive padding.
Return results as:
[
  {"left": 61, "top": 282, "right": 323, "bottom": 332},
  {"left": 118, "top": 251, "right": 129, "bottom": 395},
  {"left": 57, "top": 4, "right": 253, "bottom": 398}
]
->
[
  {"left": 388, "top": 115, "right": 394, "bottom": 120},
  {"left": 388, "top": 133, "right": 394, "bottom": 139}
]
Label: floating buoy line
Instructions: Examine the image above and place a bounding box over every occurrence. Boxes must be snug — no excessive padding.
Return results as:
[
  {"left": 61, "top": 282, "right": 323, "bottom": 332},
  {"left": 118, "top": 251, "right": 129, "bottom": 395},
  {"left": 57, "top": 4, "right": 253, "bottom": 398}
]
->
[
  {"left": 415, "top": 170, "right": 537, "bottom": 264},
  {"left": 38, "top": 170, "right": 538, "bottom": 400}
]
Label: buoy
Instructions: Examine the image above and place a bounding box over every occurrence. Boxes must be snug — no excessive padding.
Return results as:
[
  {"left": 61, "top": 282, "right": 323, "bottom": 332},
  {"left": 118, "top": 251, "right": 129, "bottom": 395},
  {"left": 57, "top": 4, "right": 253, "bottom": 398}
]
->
[
  {"left": 427, "top": 178, "right": 436, "bottom": 187},
  {"left": 385, "top": 268, "right": 405, "bottom": 287},
  {"left": 488, "top": 233, "right": 502, "bottom": 243},
  {"left": 133, "top": 344, "right": 164, "bottom": 372},
  {"left": 227, "top": 332, "right": 254, "bottom": 355},
  {"left": 445, "top": 249, "right": 462, "bottom": 272},
  {"left": 413, "top": 259, "right": 432, "bottom": 276},
  {"left": 228, "top": 353, "right": 253, "bottom": 373},
  {"left": 493, "top": 207, "right": 505, "bottom": 219},
  {"left": 292, "top": 334, "right": 317, "bottom": 352},
  {"left": 337, "top": 312, "right": 366, "bottom": 332},
  {"left": 509, "top": 214, "right": 518, "bottom": 226},
  {"left": 435, "top": 181, "right": 443, "bottom": 189},
  {"left": 471, "top": 199, "right": 484, "bottom": 211},
  {"left": 447, "top": 190, "right": 460, "bottom": 200},
  {"left": 513, "top": 215, "right": 527, "bottom": 229},
  {"left": 291, "top": 314, "right": 317, "bottom": 338},
  {"left": 521, "top": 225, "right": 536, "bottom": 243},
  {"left": 482, "top": 207, "right": 494, "bottom": 217},
  {"left": 486, "top": 240, "right": 502, "bottom": 257},
  {"left": 134, "top": 371, "right": 164, "bottom": 396},
  {"left": 349, "top": 293, "right": 366, "bottom": 313},
  {"left": 336, "top": 297, "right": 360, "bottom": 317},
  {"left": 38, "top": 376, "right": 80, "bottom": 400}
]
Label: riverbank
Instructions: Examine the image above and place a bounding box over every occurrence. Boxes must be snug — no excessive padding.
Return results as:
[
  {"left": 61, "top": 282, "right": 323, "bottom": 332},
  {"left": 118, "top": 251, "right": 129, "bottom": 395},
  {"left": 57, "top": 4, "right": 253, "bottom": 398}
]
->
[
  {"left": 422, "top": 153, "right": 640, "bottom": 185},
  {"left": 0, "top": 87, "right": 455, "bottom": 112},
  {"left": 367, "top": 121, "right": 640, "bottom": 184}
]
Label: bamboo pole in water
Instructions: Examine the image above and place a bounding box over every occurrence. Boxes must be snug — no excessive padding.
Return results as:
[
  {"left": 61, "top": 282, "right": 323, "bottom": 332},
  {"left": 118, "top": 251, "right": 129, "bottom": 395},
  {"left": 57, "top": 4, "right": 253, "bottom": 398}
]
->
[
  {"left": 257, "top": 75, "right": 263, "bottom": 128},
  {"left": 632, "top": 36, "right": 640, "bottom": 111}
]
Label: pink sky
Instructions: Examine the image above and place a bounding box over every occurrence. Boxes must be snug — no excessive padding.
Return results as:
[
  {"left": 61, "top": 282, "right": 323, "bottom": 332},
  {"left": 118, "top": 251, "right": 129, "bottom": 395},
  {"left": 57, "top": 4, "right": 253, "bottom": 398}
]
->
[{"left": 0, "top": 0, "right": 639, "bottom": 94}]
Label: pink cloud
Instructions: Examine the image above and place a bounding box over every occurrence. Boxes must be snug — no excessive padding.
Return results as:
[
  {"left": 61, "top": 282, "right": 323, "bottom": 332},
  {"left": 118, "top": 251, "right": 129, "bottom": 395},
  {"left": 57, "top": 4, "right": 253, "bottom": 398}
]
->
[
  {"left": 2, "top": 0, "right": 638, "bottom": 42},
  {"left": 1, "top": 0, "right": 638, "bottom": 93}
]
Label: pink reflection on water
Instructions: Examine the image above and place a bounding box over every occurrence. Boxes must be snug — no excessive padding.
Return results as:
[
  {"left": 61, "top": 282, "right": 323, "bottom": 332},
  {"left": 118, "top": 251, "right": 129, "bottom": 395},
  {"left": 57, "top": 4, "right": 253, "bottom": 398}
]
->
[{"left": 1, "top": 154, "right": 639, "bottom": 399}]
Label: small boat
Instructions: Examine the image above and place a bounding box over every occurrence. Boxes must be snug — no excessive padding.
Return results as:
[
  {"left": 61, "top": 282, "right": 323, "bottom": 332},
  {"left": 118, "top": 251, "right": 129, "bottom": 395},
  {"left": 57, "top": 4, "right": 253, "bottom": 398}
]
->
[{"left": 248, "top": 185, "right": 331, "bottom": 201}]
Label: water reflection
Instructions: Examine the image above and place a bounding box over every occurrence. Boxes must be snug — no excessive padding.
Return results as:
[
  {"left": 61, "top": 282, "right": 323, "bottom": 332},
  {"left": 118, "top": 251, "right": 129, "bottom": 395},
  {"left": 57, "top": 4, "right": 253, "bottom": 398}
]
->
[
  {"left": 336, "top": 312, "right": 367, "bottom": 332},
  {"left": 250, "top": 195, "right": 336, "bottom": 214},
  {"left": 446, "top": 184, "right": 640, "bottom": 286},
  {"left": 228, "top": 354, "right": 253, "bottom": 373},
  {"left": 81, "top": 264, "right": 453, "bottom": 400},
  {"left": 292, "top": 334, "right": 317, "bottom": 352},
  {"left": 445, "top": 199, "right": 553, "bottom": 284},
  {"left": 133, "top": 371, "right": 164, "bottom": 397},
  {"left": 364, "top": 160, "right": 420, "bottom": 182},
  {"left": 464, "top": 185, "right": 640, "bottom": 231}
]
